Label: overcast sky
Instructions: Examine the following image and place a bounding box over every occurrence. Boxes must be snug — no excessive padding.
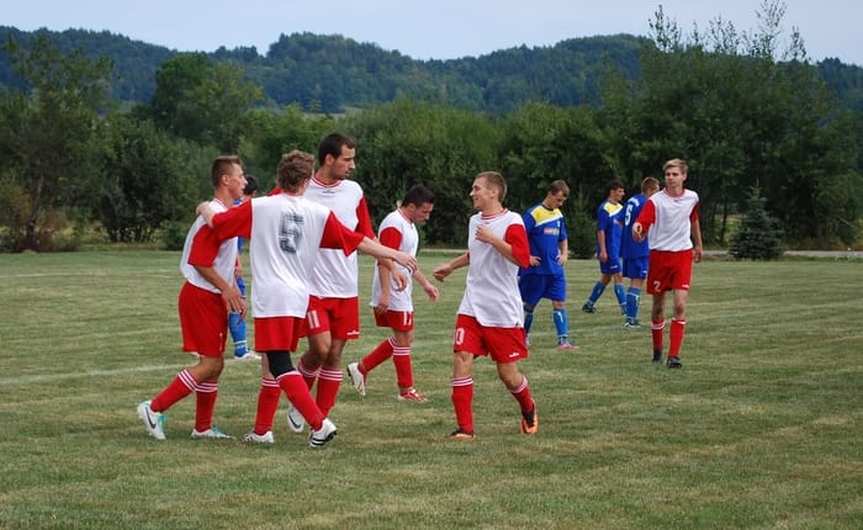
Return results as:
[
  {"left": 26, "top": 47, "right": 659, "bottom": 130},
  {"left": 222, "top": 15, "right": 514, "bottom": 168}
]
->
[{"left": 4, "top": 0, "right": 862, "bottom": 65}]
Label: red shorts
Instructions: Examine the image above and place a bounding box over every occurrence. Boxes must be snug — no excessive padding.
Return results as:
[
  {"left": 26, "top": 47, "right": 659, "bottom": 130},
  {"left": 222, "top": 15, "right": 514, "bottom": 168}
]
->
[
  {"left": 178, "top": 282, "right": 227, "bottom": 358},
  {"left": 254, "top": 316, "right": 305, "bottom": 352},
  {"left": 452, "top": 314, "right": 528, "bottom": 364},
  {"left": 306, "top": 296, "right": 360, "bottom": 340},
  {"left": 374, "top": 310, "right": 414, "bottom": 332},
  {"left": 647, "top": 249, "right": 694, "bottom": 294}
]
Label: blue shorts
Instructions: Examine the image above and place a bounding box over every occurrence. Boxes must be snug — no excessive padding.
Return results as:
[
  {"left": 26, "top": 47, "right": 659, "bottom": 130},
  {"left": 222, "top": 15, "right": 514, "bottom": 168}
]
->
[
  {"left": 599, "top": 257, "right": 621, "bottom": 275},
  {"left": 623, "top": 257, "right": 649, "bottom": 279},
  {"left": 519, "top": 274, "right": 567, "bottom": 306}
]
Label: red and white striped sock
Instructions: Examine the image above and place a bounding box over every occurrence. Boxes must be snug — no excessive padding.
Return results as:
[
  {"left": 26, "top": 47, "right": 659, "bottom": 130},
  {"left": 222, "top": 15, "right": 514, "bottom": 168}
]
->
[
  {"left": 509, "top": 375, "right": 535, "bottom": 415},
  {"left": 151, "top": 369, "right": 198, "bottom": 413},
  {"left": 298, "top": 358, "right": 319, "bottom": 389},
  {"left": 194, "top": 379, "right": 218, "bottom": 432},
  {"left": 315, "top": 368, "right": 343, "bottom": 417},
  {"left": 391, "top": 340, "right": 413, "bottom": 389},
  {"left": 277, "top": 371, "right": 324, "bottom": 431},
  {"left": 451, "top": 377, "right": 475, "bottom": 433},
  {"left": 669, "top": 319, "right": 687, "bottom": 358},
  {"left": 360, "top": 337, "right": 395, "bottom": 376},
  {"left": 253, "top": 377, "right": 281, "bottom": 435},
  {"left": 651, "top": 320, "right": 666, "bottom": 354}
]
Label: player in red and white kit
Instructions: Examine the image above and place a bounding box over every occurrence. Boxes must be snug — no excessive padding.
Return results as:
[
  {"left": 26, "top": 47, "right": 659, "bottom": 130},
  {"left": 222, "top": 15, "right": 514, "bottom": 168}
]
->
[
  {"left": 346, "top": 184, "right": 439, "bottom": 402},
  {"left": 137, "top": 156, "right": 248, "bottom": 441},
  {"left": 633, "top": 158, "right": 704, "bottom": 368},
  {"left": 433, "top": 172, "right": 538, "bottom": 440},
  {"left": 196, "top": 150, "right": 417, "bottom": 448}
]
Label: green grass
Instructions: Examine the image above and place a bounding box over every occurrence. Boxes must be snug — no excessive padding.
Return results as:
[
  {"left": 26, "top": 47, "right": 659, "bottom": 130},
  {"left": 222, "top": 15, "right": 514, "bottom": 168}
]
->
[{"left": 1, "top": 251, "right": 862, "bottom": 529}]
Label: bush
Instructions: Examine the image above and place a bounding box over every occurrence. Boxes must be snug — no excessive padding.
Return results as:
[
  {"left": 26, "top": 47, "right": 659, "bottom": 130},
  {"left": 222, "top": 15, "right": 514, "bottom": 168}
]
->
[
  {"left": 161, "top": 221, "right": 188, "bottom": 251},
  {"left": 730, "top": 187, "right": 784, "bottom": 260},
  {"left": 568, "top": 194, "right": 596, "bottom": 259}
]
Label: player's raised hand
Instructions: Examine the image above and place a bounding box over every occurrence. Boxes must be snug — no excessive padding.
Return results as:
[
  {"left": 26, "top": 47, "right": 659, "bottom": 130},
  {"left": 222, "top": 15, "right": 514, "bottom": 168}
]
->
[{"left": 529, "top": 255, "right": 541, "bottom": 267}]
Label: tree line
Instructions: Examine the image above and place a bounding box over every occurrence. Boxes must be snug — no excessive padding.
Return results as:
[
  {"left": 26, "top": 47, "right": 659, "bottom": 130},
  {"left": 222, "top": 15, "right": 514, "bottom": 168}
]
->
[{"left": 0, "top": 2, "right": 860, "bottom": 253}]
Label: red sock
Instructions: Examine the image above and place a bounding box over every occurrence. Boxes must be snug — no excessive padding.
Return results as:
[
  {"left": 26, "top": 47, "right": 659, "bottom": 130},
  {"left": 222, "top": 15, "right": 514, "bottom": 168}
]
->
[
  {"left": 651, "top": 320, "right": 666, "bottom": 353},
  {"left": 298, "top": 358, "right": 319, "bottom": 389},
  {"left": 316, "top": 368, "right": 343, "bottom": 417},
  {"left": 277, "top": 372, "right": 324, "bottom": 431},
  {"left": 509, "top": 375, "right": 534, "bottom": 414},
  {"left": 194, "top": 379, "right": 218, "bottom": 432},
  {"left": 392, "top": 342, "right": 413, "bottom": 389},
  {"left": 669, "top": 319, "right": 687, "bottom": 358},
  {"left": 151, "top": 369, "right": 198, "bottom": 412},
  {"left": 253, "top": 377, "right": 281, "bottom": 435},
  {"left": 360, "top": 337, "right": 395, "bottom": 375},
  {"left": 451, "top": 377, "right": 474, "bottom": 433}
]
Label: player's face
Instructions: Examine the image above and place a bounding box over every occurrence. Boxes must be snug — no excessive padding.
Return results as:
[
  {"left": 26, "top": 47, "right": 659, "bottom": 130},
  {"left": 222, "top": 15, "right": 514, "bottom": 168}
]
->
[
  {"left": 470, "top": 177, "right": 496, "bottom": 211},
  {"left": 665, "top": 166, "right": 687, "bottom": 191},
  {"left": 546, "top": 191, "right": 567, "bottom": 209},
  {"left": 225, "top": 164, "right": 247, "bottom": 201},
  {"left": 327, "top": 145, "right": 356, "bottom": 180},
  {"left": 412, "top": 202, "right": 434, "bottom": 225}
]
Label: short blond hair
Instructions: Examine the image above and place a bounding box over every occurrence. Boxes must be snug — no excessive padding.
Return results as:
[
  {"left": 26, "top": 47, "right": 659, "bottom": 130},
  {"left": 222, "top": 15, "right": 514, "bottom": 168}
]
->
[
  {"left": 663, "top": 158, "right": 688, "bottom": 175},
  {"left": 476, "top": 171, "right": 507, "bottom": 203}
]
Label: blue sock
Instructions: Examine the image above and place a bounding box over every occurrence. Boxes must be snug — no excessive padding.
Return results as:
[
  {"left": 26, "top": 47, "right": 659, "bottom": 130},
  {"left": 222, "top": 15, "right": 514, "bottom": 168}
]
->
[
  {"left": 229, "top": 312, "right": 247, "bottom": 355},
  {"left": 587, "top": 282, "right": 606, "bottom": 306},
  {"left": 523, "top": 305, "right": 535, "bottom": 335},
  {"left": 614, "top": 284, "right": 627, "bottom": 314},
  {"left": 626, "top": 287, "right": 641, "bottom": 322},
  {"left": 553, "top": 308, "right": 569, "bottom": 342}
]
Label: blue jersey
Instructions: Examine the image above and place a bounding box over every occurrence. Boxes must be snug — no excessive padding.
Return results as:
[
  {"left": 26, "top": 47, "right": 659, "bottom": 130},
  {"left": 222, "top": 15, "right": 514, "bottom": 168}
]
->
[
  {"left": 596, "top": 199, "right": 624, "bottom": 260},
  {"left": 621, "top": 194, "right": 650, "bottom": 259},
  {"left": 520, "top": 203, "right": 568, "bottom": 276}
]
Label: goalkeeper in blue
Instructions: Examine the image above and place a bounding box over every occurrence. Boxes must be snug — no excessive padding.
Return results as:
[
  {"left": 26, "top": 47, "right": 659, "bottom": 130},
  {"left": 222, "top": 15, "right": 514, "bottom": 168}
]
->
[
  {"left": 518, "top": 180, "right": 577, "bottom": 350},
  {"left": 621, "top": 177, "right": 660, "bottom": 328}
]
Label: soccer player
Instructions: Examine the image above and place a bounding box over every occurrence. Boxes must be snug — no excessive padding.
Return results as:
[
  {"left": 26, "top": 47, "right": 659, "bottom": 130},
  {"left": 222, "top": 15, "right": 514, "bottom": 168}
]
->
[
  {"left": 136, "top": 156, "right": 248, "bottom": 441},
  {"left": 582, "top": 181, "right": 626, "bottom": 315},
  {"left": 519, "top": 180, "right": 577, "bottom": 350},
  {"left": 621, "top": 177, "right": 660, "bottom": 328},
  {"left": 229, "top": 175, "right": 260, "bottom": 361},
  {"left": 632, "top": 159, "right": 703, "bottom": 368},
  {"left": 346, "top": 184, "right": 439, "bottom": 402},
  {"left": 197, "top": 150, "right": 417, "bottom": 447},
  {"left": 433, "top": 171, "right": 537, "bottom": 440}
]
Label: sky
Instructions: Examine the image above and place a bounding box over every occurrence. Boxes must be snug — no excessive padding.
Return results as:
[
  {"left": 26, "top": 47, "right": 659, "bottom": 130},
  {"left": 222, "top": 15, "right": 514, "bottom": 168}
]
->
[{"left": 4, "top": 0, "right": 862, "bottom": 65}]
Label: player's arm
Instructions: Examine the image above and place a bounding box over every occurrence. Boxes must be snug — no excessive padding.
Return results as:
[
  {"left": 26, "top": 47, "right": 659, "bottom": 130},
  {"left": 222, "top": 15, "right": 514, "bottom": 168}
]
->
[
  {"left": 187, "top": 227, "right": 247, "bottom": 316},
  {"left": 433, "top": 252, "right": 469, "bottom": 282},
  {"left": 632, "top": 200, "right": 656, "bottom": 243},
  {"left": 475, "top": 224, "right": 531, "bottom": 267},
  {"left": 558, "top": 238, "right": 569, "bottom": 266},
  {"left": 194, "top": 265, "right": 247, "bottom": 317},
  {"left": 691, "top": 206, "right": 703, "bottom": 263},
  {"left": 320, "top": 212, "right": 417, "bottom": 273},
  {"left": 597, "top": 229, "right": 608, "bottom": 262},
  {"left": 374, "top": 226, "right": 402, "bottom": 313},
  {"left": 413, "top": 268, "right": 439, "bottom": 301}
]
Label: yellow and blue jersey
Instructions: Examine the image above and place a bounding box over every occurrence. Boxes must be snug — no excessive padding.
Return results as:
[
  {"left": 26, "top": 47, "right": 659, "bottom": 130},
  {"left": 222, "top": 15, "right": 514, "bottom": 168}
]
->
[
  {"left": 596, "top": 199, "right": 624, "bottom": 259},
  {"left": 520, "top": 203, "right": 568, "bottom": 277}
]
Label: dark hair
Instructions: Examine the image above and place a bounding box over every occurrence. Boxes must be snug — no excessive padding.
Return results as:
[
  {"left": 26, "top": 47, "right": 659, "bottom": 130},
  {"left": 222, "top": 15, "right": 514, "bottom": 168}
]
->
[
  {"left": 476, "top": 171, "right": 507, "bottom": 203},
  {"left": 243, "top": 174, "right": 259, "bottom": 196},
  {"left": 211, "top": 155, "right": 243, "bottom": 188},
  {"left": 547, "top": 179, "right": 570, "bottom": 196},
  {"left": 606, "top": 180, "right": 625, "bottom": 194},
  {"left": 277, "top": 150, "right": 315, "bottom": 192},
  {"left": 317, "top": 133, "right": 357, "bottom": 166},
  {"left": 402, "top": 184, "right": 435, "bottom": 207}
]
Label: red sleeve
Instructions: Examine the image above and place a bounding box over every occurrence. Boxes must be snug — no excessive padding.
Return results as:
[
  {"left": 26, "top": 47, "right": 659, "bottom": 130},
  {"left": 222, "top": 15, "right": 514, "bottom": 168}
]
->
[
  {"left": 188, "top": 225, "right": 221, "bottom": 267},
  {"left": 636, "top": 199, "right": 656, "bottom": 231},
  {"left": 355, "top": 196, "right": 376, "bottom": 238},
  {"left": 320, "top": 211, "right": 365, "bottom": 255},
  {"left": 690, "top": 201, "right": 700, "bottom": 222},
  {"left": 504, "top": 224, "right": 531, "bottom": 268},
  {"left": 379, "top": 226, "right": 403, "bottom": 251},
  {"left": 211, "top": 200, "right": 252, "bottom": 240},
  {"left": 268, "top": 187, "right": 282, "bottom": 196}
]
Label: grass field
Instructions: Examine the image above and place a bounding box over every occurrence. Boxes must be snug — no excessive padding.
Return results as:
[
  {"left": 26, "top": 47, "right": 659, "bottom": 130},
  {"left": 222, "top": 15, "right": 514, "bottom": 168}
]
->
[{"left": 1, "top": 251, "right": 861, "bottom": 529}]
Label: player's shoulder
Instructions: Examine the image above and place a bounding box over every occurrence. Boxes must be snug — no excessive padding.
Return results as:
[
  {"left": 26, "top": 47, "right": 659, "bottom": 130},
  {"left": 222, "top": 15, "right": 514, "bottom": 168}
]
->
[
  {"left": 684, "top": 189, "right": 700, "bottom": 201},
  {"left": 504, "top": 209, "right": 525, "bottom": 226},
  {"left": 208, "top": 198, "right": 229, "bottom": 213},
  {"left": 379, "top": 209, "right": 404, "bottom": 228}
]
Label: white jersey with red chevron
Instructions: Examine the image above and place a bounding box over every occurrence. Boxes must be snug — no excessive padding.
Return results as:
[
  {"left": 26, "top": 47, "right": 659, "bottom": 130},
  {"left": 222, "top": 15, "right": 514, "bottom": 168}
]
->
[
  {"left": 371, "top": 209, "right": 418, "bottom": 311},
  {"left": 305, "top": 176, "right": 371, "bottom": 298},
  {"left": 179, "top": 198, "right": 237, "bottom": 294},
  {"left": 641, "top": 189, "right": 700, "bottom": 251},
  {"left": 457, "top": 210, "right": 525, "bottom": 327}
]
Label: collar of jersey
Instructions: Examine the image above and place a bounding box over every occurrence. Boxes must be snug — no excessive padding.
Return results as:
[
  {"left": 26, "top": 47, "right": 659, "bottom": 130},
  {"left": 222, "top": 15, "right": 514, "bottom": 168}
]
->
[
  {"left": 481, "top": 209, "right": 508, "bottom": 221},
  {"left": 312, "top": 175, "right": 342, "bottom": 188}
]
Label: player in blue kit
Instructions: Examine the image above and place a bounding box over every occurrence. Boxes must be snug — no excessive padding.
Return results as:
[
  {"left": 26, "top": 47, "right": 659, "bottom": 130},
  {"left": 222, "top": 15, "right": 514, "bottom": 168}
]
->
[
  {"left": 582, "top": 180, "right": 626, "bottom": 314},
  {"left": 621, "top": 177, "right": 660, "bottom": 328},
  {"left": 229, "top": 175, "right": 260, "bottom": 360},
  {"left": 519, "top": 180, "right": 577, "bottom": 350}
]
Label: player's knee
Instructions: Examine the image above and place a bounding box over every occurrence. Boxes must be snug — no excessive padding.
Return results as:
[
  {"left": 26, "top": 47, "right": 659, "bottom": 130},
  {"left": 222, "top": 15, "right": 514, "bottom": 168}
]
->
[{"left": 267, "top": 351, "right": 295, "bottom": 378}]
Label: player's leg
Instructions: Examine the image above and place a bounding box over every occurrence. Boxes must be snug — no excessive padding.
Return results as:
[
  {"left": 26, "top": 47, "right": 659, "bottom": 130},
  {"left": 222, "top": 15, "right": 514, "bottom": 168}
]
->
[
  {"left": 450, "top": 350, "right": 476, "bottom": 439},
  {"left": 625, "top": 276, "right": 645, "bottom": 328},
  {"left": 391, "top": 328, "right": 425, "bottom": 401},
  {"left": 188, "top": 356, "right": 229, "bottom": 439},
  {"left": 229, "top": 276, "right": 250, "bottom": 359},
  {"left": 247, "top": 353, "right": 281, "bottom": 441},
  {"left": 667, "top": 289, "right": 689, "bottom": 368},
  {"left": 349, "top": 311, "right": 397, "bottom": 396},
  {"left": 268, "top": 350, "right": 336, "bottom": 448},
  {"left": 496, "top": 361, "right": 538, "bottom": 434},
  {"left": 549, "top": 274, "right": 576, "bottom": 349},
  {"left": 612, "top": 271, "right": 627, "bottom": 315},
  {"left": 316, "top": 338, "right": 346, "bottom": 417},
  {"left": 519, "top": 275, "right": 543, "bottom": 341},
  {"left": 583, "top": 273, "right": 611, "bottom": 313},
  {"left": 650, "top": 292, "right": 667, "bottom": 363}
]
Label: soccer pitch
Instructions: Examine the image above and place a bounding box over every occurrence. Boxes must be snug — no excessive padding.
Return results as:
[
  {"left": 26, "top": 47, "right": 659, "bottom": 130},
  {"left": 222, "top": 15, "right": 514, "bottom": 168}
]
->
[{"left": 1, "top": 251, "right": 861, "bottom": 529}]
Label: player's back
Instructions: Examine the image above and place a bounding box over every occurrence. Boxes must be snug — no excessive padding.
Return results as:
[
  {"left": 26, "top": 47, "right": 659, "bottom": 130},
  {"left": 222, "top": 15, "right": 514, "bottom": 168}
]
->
[{"left": 621, "top": 194, "right": 649, "bottom": 259}]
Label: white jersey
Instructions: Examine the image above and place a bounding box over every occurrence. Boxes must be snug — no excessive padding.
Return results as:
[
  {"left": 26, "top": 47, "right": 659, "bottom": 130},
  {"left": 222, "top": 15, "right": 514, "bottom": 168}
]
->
[
  {"left": 304, "top": 176, "right": 374, "bottom": 298},
  {"left": 457, "top": 210, "right": 527, "bottom": 327},
  {"left": 371, "top": 209, "right": 418, "bottom": 312},
  {"left": 641, "top": 189, "right": 700, "bottom": 252},
  {"left": 180, "top": 199, "right": 237, "bottom": 294},
  {"left": 210, "top": 194, "right": 363, "bottom": 319}
]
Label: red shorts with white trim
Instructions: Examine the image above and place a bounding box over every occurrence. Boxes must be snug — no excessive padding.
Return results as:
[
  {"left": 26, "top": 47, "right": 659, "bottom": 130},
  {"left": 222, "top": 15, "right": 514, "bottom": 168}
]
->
[
  {"left": 374, "top": 310, "right": 414, "bottom": 332},
  {"left": 178, "top": 282, "right": 227, "bottom": 358},
  {"left": 647, "top": 249, "right": 694, "bottom": 294},
  {"left": 452, "top": 314, "right": 529, "bottom": 364},
  {"left": 254, "top": 316, "right": 305, "bottom": 352},
  {"left": 306, "top": 296, "right": 360, "bottom": 340}
]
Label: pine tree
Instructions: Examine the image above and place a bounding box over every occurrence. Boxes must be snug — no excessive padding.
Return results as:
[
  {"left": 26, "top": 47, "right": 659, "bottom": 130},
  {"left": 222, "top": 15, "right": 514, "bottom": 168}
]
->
[{"left": 730, "top": 187, "right": 784, "bottom": 260}]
